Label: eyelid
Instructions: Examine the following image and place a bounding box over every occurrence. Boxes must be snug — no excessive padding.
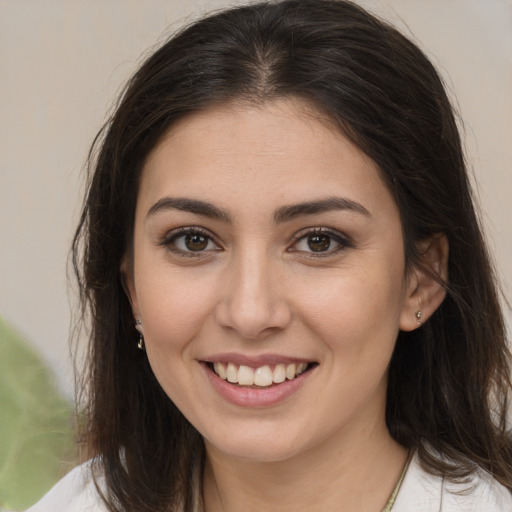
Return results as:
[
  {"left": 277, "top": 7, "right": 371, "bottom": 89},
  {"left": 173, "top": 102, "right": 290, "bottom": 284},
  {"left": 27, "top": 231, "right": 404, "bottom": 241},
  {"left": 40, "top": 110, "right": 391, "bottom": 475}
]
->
[
  {"left": 288, "top": 227, "right": 353, "bottom": 255},
  {"left": 159, "top": 226, "right": 221, "bottom": 255}
]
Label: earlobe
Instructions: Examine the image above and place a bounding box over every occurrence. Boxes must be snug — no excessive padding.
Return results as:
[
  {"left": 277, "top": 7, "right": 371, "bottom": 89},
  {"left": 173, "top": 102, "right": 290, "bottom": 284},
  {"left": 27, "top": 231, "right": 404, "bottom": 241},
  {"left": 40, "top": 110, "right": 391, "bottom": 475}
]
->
[{"left": 399, "top": 234, "right": 449, "bottom": 332}]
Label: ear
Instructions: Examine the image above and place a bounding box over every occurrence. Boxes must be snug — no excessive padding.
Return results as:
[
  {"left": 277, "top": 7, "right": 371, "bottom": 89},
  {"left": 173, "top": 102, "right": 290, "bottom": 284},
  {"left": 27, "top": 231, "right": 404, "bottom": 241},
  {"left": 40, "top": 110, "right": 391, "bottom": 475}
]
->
[
  {"left": 120, "top": 254, "right": 142, "bottom": 330},
  {"left": 399, "top": 234, "right": 449, "bottom": 332}
]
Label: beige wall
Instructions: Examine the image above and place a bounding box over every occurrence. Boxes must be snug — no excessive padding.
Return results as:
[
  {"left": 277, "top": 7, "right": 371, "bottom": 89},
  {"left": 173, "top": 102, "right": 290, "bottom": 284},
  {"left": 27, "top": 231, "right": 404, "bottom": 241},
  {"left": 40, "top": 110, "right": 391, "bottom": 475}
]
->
[{"left": 1, "top": 0, "right": 511, "bottom": 395}]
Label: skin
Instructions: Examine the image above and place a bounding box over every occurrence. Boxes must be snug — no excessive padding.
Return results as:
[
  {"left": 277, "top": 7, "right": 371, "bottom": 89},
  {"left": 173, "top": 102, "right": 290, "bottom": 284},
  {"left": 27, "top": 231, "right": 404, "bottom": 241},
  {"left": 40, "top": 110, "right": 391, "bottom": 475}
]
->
[{"left": 124, "top": 98, "right": 447, "bottom": 511}]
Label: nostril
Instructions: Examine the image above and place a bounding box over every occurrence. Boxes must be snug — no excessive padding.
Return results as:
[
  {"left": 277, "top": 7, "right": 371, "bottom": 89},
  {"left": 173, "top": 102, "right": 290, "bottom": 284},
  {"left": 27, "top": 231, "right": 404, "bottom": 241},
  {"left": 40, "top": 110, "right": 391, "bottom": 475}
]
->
[{"left": 214, "top": 298, "right": 292, "bottom": 341}]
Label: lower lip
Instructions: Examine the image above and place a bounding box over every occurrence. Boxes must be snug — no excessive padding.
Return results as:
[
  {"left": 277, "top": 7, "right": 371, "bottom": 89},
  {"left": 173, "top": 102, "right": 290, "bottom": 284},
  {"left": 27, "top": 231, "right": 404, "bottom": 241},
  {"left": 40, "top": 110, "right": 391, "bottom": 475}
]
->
[{"left": 201, "top": 363, "right": 314, "bottom": 407}]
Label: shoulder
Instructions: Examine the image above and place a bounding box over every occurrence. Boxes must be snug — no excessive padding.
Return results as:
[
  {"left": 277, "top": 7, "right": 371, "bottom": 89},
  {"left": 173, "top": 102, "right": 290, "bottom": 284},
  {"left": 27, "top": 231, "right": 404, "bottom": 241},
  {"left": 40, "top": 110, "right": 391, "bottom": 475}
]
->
[
  {"left": 25, "top": 460, "right": 107, "bottom": 512},
  {"left": 393, "top": 451, "right": 512, "bottom": 512},
  {"left": 441, "top": 466, "right": 512, "bottom": 512}
]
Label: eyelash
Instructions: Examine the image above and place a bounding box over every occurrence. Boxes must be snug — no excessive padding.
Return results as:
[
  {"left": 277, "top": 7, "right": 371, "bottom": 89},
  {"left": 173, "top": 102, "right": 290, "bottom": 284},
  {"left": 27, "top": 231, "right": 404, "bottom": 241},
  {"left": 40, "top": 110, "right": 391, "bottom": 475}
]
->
[
  {"left": 289, "top": 227, "right": 353, "bottom": 257},
  {"left": 160, "top": 227, "right": 221, "bottom": 257},
  {"left": 160, "top": 226, "right": 352, "bottom": 257}
]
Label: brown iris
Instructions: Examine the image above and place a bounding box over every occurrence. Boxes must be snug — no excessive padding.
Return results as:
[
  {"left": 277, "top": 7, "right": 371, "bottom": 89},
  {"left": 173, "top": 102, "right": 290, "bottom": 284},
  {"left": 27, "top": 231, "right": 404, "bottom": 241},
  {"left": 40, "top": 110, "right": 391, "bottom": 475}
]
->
[
  {"left": 185, "top": 233, "right": 209, "bottom": 251},
  {"left": 307, "top": 234, "right": 331, "bottom": 252}
]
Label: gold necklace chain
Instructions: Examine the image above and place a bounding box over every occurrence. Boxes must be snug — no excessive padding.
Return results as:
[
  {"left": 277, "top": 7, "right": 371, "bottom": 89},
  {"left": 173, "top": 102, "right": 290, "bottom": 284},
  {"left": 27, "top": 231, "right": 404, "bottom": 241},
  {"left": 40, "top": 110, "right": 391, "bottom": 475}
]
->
[
  {"left": 381, "top": 450, "right": 412, "bottom": 512},
  {"left": 200, "top": 450, "right": 413, "bottom": 512}
]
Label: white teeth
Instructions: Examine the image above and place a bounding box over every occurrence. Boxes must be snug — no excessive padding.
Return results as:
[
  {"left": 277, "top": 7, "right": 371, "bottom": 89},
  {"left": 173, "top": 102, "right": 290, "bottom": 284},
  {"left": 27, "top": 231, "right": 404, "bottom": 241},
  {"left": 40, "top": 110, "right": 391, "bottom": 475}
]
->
[
  {"left": 273, "top": 364, "right": 286, "bottom": 383},
  {"left": 254, "top": 365, "right": 273, "bottom": 387},
  {"left": 285, "top": 364, "right": 296, "bottom": 380},
  {"left": 296, "top": 362, "right": 307, "bottom": 375},
  {"left": 238, "top": 365, "right": 255, "bottom": 386},
  {"left": 211, "top": 361, "right": 310, "bottom": 387},
  {"left": 213, "top": 362, "right": 227, "bottom": 380},
  {"left": 226, "top": 362, "right": 238, "bottom": 383}
]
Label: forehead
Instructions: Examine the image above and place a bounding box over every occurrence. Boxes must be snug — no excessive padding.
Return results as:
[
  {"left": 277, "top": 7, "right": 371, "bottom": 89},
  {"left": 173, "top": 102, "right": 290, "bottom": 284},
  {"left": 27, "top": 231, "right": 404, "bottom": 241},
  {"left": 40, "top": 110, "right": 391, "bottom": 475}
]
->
[{"left": 138, "top": 98, "right": 396, "bottom": 219}]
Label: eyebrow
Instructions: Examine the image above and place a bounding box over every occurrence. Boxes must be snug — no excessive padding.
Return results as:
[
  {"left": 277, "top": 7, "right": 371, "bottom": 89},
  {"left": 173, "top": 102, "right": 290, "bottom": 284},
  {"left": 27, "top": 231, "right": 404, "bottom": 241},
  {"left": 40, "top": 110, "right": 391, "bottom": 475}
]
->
[
  {"left": 146, "top": 195, "right": 370, "bottom": 223},
  {"left": 146, "top": 197, "right": 232, "bottom": 222},
  {"left": 273, "top": 196, "right": 371, "bottom": 223}
]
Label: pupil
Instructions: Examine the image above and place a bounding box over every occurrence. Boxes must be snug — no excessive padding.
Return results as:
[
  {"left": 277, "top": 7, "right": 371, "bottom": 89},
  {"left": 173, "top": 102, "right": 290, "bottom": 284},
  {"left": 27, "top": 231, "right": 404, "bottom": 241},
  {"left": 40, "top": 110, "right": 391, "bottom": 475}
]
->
[
  {"left": 308, "top": 234, "right": 330, "bottom": 252},
  {"left": 185, "top": 233, "right": 208, "bottom": 251}
]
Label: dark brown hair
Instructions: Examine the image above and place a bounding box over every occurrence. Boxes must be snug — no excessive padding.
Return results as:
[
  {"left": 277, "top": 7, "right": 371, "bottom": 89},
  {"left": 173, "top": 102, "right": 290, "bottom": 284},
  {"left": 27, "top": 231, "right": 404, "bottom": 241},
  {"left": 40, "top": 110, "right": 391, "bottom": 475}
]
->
[{"left": 72, "top": 1, "right": 512, "bottom": 510}]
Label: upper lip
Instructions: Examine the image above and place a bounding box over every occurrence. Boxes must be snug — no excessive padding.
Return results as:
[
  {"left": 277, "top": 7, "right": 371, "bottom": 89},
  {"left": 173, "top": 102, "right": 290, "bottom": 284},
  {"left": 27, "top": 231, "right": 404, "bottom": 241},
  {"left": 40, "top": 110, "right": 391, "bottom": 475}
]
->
[{"left": 202, "top": 353, "right": 314, "bottom": 368}]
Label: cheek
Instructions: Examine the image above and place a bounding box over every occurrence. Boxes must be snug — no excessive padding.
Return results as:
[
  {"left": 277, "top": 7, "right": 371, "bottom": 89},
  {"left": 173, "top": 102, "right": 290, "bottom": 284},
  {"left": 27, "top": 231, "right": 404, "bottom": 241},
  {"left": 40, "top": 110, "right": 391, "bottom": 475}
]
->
[
  {"left": 296, "top": 264, "right": 406, "bottom": 355},
  {"left": 135, "top": 263, "right": 219, "bottom": 354},
  {"left": 134, "top": 268, "right": 218, "bottom": 411}
]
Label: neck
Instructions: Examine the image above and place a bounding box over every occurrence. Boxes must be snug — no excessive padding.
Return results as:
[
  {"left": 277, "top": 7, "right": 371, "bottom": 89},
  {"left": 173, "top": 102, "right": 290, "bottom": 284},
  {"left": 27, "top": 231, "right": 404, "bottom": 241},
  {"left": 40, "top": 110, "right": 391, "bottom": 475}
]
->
[{"left": 202, "top": 421, "right": 408, "bottom": 512}]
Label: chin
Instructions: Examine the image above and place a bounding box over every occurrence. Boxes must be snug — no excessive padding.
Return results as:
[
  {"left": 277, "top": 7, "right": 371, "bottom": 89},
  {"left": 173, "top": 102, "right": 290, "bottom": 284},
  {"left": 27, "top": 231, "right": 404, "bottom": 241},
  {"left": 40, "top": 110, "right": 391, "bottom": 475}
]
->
[{"left": 203, "top": 427, "right": 312, "bottom": 463}]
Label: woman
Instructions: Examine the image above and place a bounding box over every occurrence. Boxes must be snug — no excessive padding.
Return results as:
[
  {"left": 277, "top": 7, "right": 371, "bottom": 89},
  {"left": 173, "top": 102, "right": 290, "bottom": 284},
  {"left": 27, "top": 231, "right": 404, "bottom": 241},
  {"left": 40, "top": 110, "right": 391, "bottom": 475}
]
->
[{"left": 28, "top": 1, "right": 512, "bottom": 511}]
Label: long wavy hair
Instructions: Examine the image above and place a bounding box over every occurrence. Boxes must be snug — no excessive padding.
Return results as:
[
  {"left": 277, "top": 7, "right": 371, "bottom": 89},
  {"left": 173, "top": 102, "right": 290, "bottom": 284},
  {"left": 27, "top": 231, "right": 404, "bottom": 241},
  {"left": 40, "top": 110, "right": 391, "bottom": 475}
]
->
[{"left": 72, "top": 1, "right": 512, "bottom": 510}]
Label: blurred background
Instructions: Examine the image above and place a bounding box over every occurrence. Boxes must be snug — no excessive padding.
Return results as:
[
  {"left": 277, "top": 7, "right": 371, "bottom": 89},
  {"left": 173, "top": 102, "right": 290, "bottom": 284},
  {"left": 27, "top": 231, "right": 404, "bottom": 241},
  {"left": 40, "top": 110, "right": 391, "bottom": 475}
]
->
[{"left": 0, "top": 0, "right": 511, "bottom": 509}]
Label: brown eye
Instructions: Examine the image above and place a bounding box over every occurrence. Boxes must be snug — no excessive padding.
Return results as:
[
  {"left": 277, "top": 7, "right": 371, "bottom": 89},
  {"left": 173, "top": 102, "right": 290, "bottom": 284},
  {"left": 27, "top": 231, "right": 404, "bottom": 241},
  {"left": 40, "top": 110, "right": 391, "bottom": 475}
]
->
[
  {"left": 290, "top": 228, "right": 350, "bottom": 256},
  {"left": 185, "top": 233, "right": 209, "bottom": 251},
  {"left": 163, "top": 228, "right": 219, "bottom": 255},
  {"left": 307, "top": 234, "right": 331, "bottom": 252}
]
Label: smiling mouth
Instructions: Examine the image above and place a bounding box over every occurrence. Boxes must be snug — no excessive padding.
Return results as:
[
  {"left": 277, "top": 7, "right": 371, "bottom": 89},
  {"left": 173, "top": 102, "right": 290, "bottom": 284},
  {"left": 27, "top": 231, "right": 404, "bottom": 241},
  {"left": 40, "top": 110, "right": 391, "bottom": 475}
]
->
[{"left": 208, "top": 362, "right": 315, "bottom": 388}]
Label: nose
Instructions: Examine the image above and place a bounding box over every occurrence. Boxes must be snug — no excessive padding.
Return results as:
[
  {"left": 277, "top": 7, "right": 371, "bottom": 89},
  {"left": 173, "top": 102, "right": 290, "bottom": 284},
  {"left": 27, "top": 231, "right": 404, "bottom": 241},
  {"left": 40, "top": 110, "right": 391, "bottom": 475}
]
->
[{"left": 214, "top": 249, "right": 292, "bottom": 340}]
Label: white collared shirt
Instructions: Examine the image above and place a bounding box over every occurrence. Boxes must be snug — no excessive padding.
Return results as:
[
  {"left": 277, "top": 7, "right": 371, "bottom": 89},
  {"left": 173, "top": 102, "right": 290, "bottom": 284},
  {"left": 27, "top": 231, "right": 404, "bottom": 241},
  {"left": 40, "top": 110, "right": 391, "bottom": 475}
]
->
[{"left": 26, "top": 452, "right": 512, "bottom": 512}]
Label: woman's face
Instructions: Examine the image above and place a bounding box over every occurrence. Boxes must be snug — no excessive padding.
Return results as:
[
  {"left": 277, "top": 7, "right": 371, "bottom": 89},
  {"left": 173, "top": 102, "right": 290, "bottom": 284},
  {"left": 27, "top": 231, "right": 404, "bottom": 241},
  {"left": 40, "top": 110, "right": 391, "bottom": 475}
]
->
[{"left": 125, "top": 98, "right": 419, "bottom": 463}]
